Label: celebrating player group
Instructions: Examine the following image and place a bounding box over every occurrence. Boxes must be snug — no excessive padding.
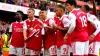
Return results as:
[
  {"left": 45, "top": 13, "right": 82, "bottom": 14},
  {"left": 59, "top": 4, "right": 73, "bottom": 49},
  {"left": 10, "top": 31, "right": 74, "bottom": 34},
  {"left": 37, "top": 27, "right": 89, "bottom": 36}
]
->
[{"left": 6, "top": 0, "right": 100, "bottom": 56}]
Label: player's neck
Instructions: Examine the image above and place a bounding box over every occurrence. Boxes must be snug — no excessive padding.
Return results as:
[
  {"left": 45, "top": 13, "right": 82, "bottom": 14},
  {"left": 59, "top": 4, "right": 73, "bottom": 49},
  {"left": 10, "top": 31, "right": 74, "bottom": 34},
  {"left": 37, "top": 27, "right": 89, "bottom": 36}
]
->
[
  {"left": 29, "top": 17, "right": 34, "bottom": 21},
  {"left": 16, "top": 19, "right": 22, "bottom": 22},
  {"left": 70, "top": 7, "right": 75, "bottom": 12},
  {"left": 60, "top": 13, "right": 64, "bottom": 18}
]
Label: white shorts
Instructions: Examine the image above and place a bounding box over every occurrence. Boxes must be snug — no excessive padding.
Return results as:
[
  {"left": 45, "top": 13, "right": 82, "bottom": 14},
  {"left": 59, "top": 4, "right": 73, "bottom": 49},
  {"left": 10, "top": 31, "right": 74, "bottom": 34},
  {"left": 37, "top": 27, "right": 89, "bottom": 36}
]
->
[
  {"left": 57, "top": 44, "right": 70, "bottom": 56},
  {"left": 89, "top": 42, "right": 100, "bottom": 55},
  {"left": 44, "top": 45, "right": 57, "bottom": 56},
  {"left": 25, "top": 48, "right": 40, "bottom": 55},
  {"left": 9, "top": 45, "right": 24, "bottom": 56},
  {"left": 71, "top": 41, "right": 89, "bottom": 55}
]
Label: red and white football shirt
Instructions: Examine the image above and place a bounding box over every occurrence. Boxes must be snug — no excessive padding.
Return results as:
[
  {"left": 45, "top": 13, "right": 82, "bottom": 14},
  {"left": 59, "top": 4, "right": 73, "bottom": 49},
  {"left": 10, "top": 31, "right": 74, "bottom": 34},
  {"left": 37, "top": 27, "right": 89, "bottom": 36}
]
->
[
  {"left": 56, "top": 14, "right": 70, "bottom": 48},
  {"left": 23, "top": 18, "right": 43, "bottom": 51},
  {"left": 42, "top": 18, "right": 57, "bottom": 49},
  {"left": 9, "top": 21, "right": 24, "bottom": 47},
  {"left": 87, "top": 13, "right": 100, "bottom": 42}
]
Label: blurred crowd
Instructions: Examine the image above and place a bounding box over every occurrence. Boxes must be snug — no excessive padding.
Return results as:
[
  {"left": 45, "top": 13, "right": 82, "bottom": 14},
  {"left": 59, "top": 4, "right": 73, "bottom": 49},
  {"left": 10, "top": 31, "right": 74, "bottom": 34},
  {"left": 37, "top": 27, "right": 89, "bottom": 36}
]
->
[
  {"left": 0, "top": 21, "right": 9, "bottom": 34},
  {"left": 0, "top": 0, "right": 100, "bottom": 19},
  {"left": 0, "top": 0, "right": 57, "bottom": 12},
  {"left": 79, "top": 0, "right": 100, "bottom": 5}
]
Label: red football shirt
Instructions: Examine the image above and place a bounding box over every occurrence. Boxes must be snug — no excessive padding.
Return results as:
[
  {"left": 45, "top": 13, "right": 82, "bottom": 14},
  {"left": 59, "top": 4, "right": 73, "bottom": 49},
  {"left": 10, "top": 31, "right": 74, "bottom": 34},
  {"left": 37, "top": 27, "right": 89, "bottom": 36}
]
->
[
  {"left": 43, "top": 19, "right": 57, "bottom": 49},
  {"left": 87, "top": 13, "right": 100, "bottom": 42},
  {"left": 24, "top": 18, "right": 43, "bottom": 51},
  {"left": 56, "top": 15, "right": 70, "bottom": 48},
  {"left": 70, "top": 9, "right": 89, "bottom": 42},
  {"left": 9, "top": 22, "right": 24, "bottom": 47}
]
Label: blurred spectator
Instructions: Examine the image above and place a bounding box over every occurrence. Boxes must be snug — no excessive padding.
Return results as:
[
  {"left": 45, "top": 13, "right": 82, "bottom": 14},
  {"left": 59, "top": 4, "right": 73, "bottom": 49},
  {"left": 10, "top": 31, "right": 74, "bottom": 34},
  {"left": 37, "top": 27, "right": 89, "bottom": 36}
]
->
[
  {"left": 21, "top": 0, "right": 29, "bottom": 7},
  {"left": 0, "top": 22, "right": 3, "bottom": 31},
  {"left": 39, "top": 1, "right": 47, "bottom": 9},
  {"left": 7, "top": 0, "right": 21, "bottom": 5},
  {"left": 6, "top": 0, "right": 15, "bottom": 4},
  {"left": 29, "top": 0, "right": 39, "bottom": 8},
  {"left": 50, "top": 2, "right": 56, "bottom": 11}
]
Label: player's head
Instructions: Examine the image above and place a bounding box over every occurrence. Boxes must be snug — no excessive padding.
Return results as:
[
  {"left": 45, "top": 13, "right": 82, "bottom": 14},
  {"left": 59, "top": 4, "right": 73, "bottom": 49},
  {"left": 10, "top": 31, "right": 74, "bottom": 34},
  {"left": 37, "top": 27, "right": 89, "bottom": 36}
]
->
[
  {"left": 81, "top": 5, "right": 90, "bottom": 13},
  {"left": 39, "top": 8, "right": 47, "bottom": 20},
  {"left": 65, "top": 0, "right": 77, "bottom": 12},
  {"left": 55, "top": 5, "right": 65, "bottom": 17},
  {"left": 27, "top": 8, "right": 35, "bottom": 18},
  {"left": 15, "top": 11, "right": 24, "bottom": 21}
]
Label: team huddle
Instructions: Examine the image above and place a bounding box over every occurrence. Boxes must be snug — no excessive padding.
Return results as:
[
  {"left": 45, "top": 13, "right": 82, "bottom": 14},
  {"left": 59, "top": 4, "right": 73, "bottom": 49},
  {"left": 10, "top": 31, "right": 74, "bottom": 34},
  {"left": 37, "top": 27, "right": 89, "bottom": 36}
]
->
[{"left": 6, "top": 0, "right": 100, "bottom": 56}]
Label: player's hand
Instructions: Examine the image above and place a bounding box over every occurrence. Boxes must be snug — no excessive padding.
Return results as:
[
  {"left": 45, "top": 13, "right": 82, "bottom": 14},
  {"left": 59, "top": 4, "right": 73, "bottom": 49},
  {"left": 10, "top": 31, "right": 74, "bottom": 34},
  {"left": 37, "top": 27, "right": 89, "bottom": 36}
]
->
[
  {"left": 64, "top": 33, "right": 68, "bottom": 42},
  {"left": 52, "top": 23, "right": 57, "bottom": 29},
  {"left": 90, "top": 34, "right": 95, "bottom": 40},
  {"left": 43, "top": 23, "right": 47, "bottom": 27},
  {"left": 24, "top": 36, "right": 27, "bottom": 41}
]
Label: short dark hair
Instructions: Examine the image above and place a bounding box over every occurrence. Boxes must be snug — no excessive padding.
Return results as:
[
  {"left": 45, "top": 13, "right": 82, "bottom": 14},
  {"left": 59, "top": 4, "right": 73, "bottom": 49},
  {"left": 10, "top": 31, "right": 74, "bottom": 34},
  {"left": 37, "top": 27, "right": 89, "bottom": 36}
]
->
[
  {"left": 57, "top": 5, "right": 65, "bottom": 11},
  {"left": 40, "top": 7, "right": 47, "bottom": 11},
  {"left": 66, "top": 0, "right": 77, "bottom": 7},
  {"left": 83, "top": 5, "right": 90, "bottom": 11},
  {"left": 28, "top": 8, "right": 35, "bottom": 12},
  {"left": 17, "top": 11, "right": 24, "bottom": 16}
]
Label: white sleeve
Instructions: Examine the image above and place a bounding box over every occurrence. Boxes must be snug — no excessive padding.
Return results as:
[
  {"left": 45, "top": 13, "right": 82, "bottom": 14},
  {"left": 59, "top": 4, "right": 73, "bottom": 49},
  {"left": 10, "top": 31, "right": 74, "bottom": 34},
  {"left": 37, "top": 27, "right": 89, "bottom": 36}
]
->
[
  {"left": 88, "top": 15, "right": 100, "bottom": 36},
  {"left": 9, "top": 23, "right": 12, "bottom": 32},
  {"left": 62, "top": 17, "right": 70, "bottom": 27},
  {"left": 49, "top": 19, "right": 55, "bottom": 27},
  {"left": 67, "top": 13, "right": 76, "bottom": 34},
  {"left": 23, "top": 21, "right": 27, "bottom": 29}
]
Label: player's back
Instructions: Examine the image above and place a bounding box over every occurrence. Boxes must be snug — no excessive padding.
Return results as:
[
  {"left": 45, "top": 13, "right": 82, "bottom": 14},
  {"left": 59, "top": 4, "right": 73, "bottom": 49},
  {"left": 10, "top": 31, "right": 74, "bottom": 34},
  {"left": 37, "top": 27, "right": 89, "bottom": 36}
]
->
[{"left": 71, "top": 9, "right": 89, "bottom": 42}]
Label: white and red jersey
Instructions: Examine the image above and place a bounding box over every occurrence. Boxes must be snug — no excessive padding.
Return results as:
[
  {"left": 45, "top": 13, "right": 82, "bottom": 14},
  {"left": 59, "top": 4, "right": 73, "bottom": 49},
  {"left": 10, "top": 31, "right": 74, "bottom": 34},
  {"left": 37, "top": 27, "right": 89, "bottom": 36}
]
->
[
  {"left": 87, "top": 13, "right": 100, "bottom": 42},
  {"left": 53, "top": 15, "right": 59, "bottom": 24},
  {"left": 23, "top": 18, "right": 43, "bottom": 51},
  {"left": 68, "top": 9, "right": 100, "bottom": 42},
  {"left": 68, "top": 9, "right": 89, "bottom": 42},
  {"left": 56, "top": 14, "right": 70, "bottom": 48},
  {"left": 41, "top": 18, "right": 56, "bottom": 49},
  {"left": 9, "top": 21, "right": 24, "bottom": 47}
]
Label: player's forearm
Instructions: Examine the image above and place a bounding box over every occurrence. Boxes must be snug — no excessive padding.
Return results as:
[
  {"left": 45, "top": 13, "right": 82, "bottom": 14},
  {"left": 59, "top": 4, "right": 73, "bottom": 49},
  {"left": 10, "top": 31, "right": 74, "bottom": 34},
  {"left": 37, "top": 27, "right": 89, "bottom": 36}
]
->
[
  {"left": 67, "top": 13, "right": 76, "bottom": 34},
  {"left": 23, "top": 29, "right": 27, "bottom": 39},
  {"left": 57, "top": 27, "right": 68, "bottom": 32},
  {"left": 88, "top": 16, "right": 100, "bottom": 36},
  {"left": 93, "top": 23, "right": 100, "bottom": 36},
  {"left": 67, "top": 24, "right": 75, "bottom": 34},
  {"left": 93, "top": 28, "right": 100, "bottom": 36}
]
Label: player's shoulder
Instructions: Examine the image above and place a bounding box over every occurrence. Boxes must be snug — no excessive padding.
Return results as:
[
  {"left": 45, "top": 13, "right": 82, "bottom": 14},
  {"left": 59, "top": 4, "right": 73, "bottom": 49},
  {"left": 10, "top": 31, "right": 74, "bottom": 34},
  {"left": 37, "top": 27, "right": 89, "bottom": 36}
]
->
[
  {"left": 71, "top": 8, "right": 85, "bottom": 14},
  {"left": 24, "top": 19, "right": 29, "bottom": 22},
  {"left": 35, "top": 18, "right": 44, "bottom": 25},
  {"left": 88, "top": 13, "right": 96, "bottom": 18},
  {"left": 71, "top": 8, "right": 80, "bottom": 13},
  {"left": 11, "top": 22, "right": 17, "bottom": 25},
  {"left": 63, "top": 14, "right": 68, "bottom": 18}
]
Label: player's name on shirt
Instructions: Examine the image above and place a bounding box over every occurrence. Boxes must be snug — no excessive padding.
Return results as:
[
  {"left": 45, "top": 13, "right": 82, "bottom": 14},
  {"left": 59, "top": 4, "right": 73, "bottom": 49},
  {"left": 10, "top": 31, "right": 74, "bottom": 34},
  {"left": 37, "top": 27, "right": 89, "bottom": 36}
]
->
[{"left": 14, "top": 28, "right": 23, "bottom": 32}]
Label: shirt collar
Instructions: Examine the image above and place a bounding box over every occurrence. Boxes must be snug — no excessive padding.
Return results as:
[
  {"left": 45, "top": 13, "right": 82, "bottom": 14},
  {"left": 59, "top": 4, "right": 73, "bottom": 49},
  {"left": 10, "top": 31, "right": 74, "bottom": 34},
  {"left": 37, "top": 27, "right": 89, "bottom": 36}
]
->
[
  {"left": 60, "top": 14, "right": 67, "bottom": 20},
  {"left": 70, "top": 8, "right": 78, "bottom": 13},
  {"left": 28, "top": 17, "right": 36, "bottom": 22},
  {"left": 16, "top": 21, "right": 23, "bottom": 23}
]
